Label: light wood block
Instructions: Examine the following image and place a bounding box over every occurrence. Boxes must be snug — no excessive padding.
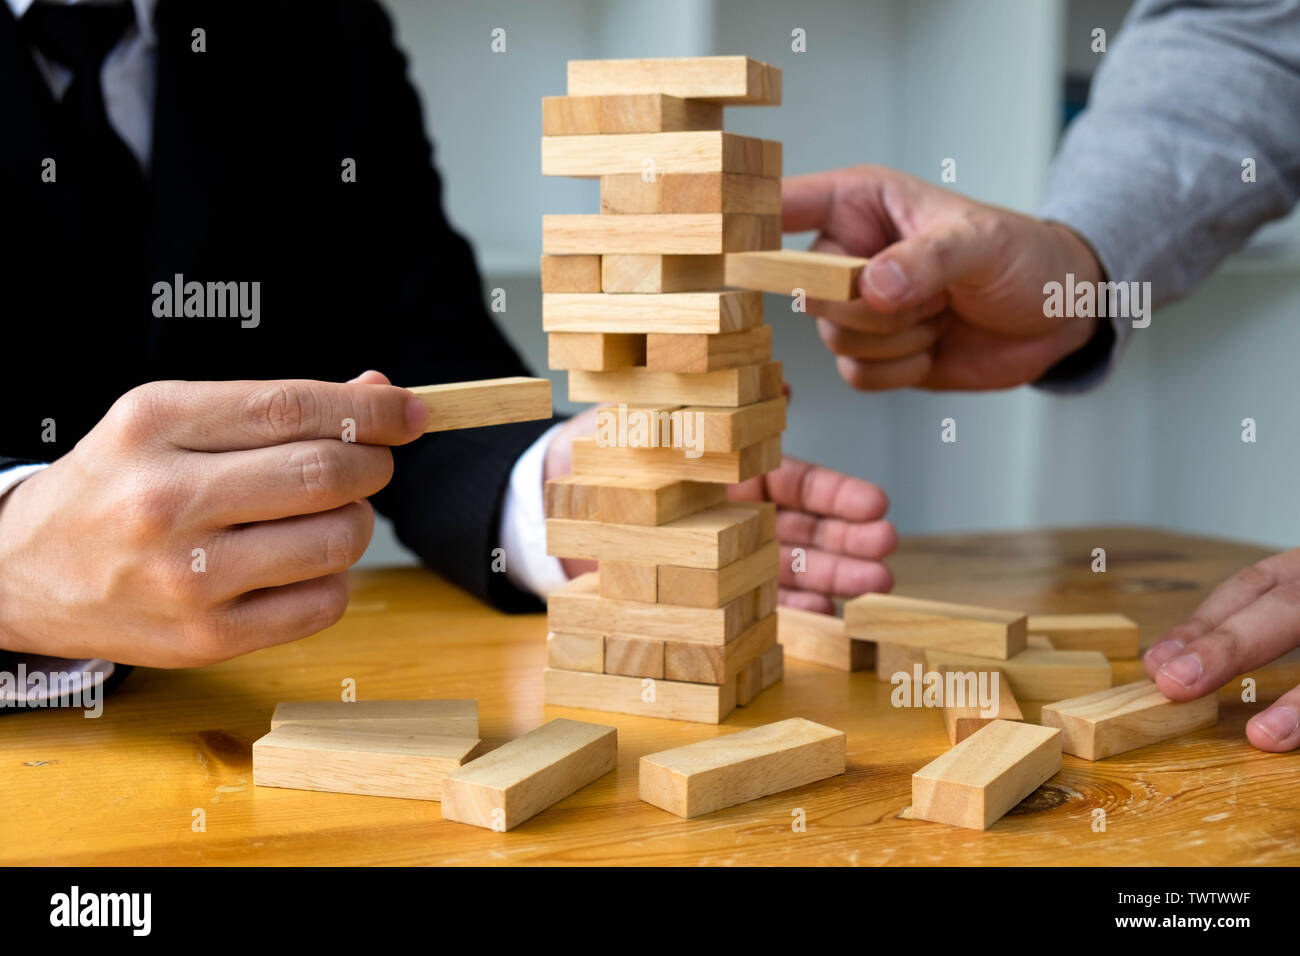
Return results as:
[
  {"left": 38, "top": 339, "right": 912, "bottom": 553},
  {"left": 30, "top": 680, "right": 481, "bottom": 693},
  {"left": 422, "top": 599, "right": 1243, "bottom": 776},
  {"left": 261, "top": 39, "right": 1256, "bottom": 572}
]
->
[
  {"left": 548, "top": 332, "right": 645, "bottom": 371},
  {"left": 875, "top": 642, "right": 927, "bottom": 682},
  {"left": 602, "top": 173, "right": 780, "bottom": 215},
  {"left": 658, "top": 538, "right": 779, "bottom": 608},
  {"left": 663, "top": 611, "right": 778, "bottom": 684},
  {"left": 543, "top": 291, "right": 761, "bottom": 335},
  {"left": 540, "top": 254, "right": 602, "bottom": 292},
  {"left": 542, "top": 94, "right": 722, "bottom": 135},
  {"left": 545, "top": 474, "right": 726, "bottom": 526},
  {"left": 441, "top": 718, "right": 617, "bottom": 831},
  {"left": 777, "top": 606, "right": 874, "bottom": 672},
  {"left": 924, "top": 646, "right": 1112, "bottom": 701},
  {"left": 569, "top": 361, "right": 782, "bottom": 407},
  {"left": 409, "top": 377, "right": 552, "bottom": 433},
  {"left": 543, "top": 667, "right": 737, "bottom": 724},
  {"left": 546, "top": 630, "right": 605, "bottom": 673},
  {"left": 571, "top": 434, "right": 781, "bottom": 485},
  {"left": 639, "top": 718, "right": 844, "bottom": 819},
  {"left": 270, "top": 699, "right": 478, "bottom": 737},
  {"left": 1025, "top": 614, "right": 1140, "bottom": 660},
  {"left": 844, "top": 593, "right": 1027, "bottom": 660},
  {"left": 1027, "top": 635, "right": 1055, "bottom": 650},
  {"left": 1041, "top": 679, "right": 1218, "bottom": 760},
  {"left": 253, "top": 724, "right": 482, "bottom": 801},
  {"left": 912, "top": 720, "right": 1061, "bottom": 831},
  {"left": 548, "top": 572, "right": 759, "bottom": 645},
  {"left": 725, "top": 249, "right": 868, "bottom": 300},
  {"left": 938, "top": 665, "right": 1023, "bottom": 745},
  {"left": 683, "top": 398, "right": 786, "bottom": 452},
  {"left": 548, "top": 501, "right": 774, "bottom": 569},
  {"left": 760, "top": 641, "right": 784, "bottom": 688},
  {"left": 601, "top": 174, "right": 662, "bottom": 214},
  {"left": 598, "top": 561, "right": 657, "bottom": 602},
  {"left": 735, "top": 657, "right": 763, "bottom": 706},
  {"left": 761, "top": 139, "right": 782, "bottom": 177},
  {"left": 604, "top": 635, "right": 664, "bottom": 678},
  {"left": 601, "top": 254, "right": 724, "bottom": 293},
  {"left": 543, "top": 214, "right": 778, "bottom": 255},
  {"left": 567, "top": 56, "right": 781, "bottom": 106},
  {"left": 646, "top": 326, "right": 772, "bottom": 373},
  {"left": 542, "top": 132, "right": 768, "bottom": 178}
]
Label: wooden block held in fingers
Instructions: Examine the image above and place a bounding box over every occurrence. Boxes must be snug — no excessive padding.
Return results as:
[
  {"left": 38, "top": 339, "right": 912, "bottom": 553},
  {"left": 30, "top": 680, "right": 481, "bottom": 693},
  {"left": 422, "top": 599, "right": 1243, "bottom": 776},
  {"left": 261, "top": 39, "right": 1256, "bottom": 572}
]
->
[
  {"left": 270, "top": 699, "right": 478, "bottom": 737},
  {"left": 543, "top": 214, "right": 777, "bottom": 255},
  {"left": 875, "top": 642, "right": 927, "bottom": 682},
  {"left": 938, "top": 665, "right": 1023, "bottom": 745},
  {"left": 441, "top": 718, "right": 617, "bottom": 831},
  {"left": 604, "top": 635, "right": 664, "bottom": 678},
  {"left": 545, "top": 474, "right": 726, "bottom": 526},
  {"left": 547, "top": 631, "right": 605, "bottom": 673},
  {"left": 640, "top": 718, "right": 844, "bottom": 819},
  {"left": 599, "top": 561, "right": 658, "bottom": 602},
  {"left": 542, "top": 94, "right": 722, "bottom": 135},
  {"left": 544, "top": 667, "right": 737, "bottom": 724},
  {"left": 912, "top": 720, "right": 1060, "bottom": 831},
  {"left": 540, "top": 254, "right": 602, "bottom": 292},
  {"left": 548, "top": 331, "right": 645, "bottom": 371},
  {"left": 777, "top": 606, "right": 875, "bottom": 672},
  {"left": 601, "top": 254, "right": 725, "bottom": 293},
  {"left": 252, "top": 724, "right": 482, "bottom": 801},
  {"left": 567, "top": 56, "right": 782, "bottom": 106},
  {"left": 646, "top": 325, "right": 772, "bottom": 373},
  {"left": 663, "top": 611, "right": 778, "bottom": 684},
  {"left": 410, "top": 377, "right": 552, "bottom": 433},
  {"left": 542, "top": 132, "right": 769, "bottom": 178},
  {"left": 543, "top": 291, "right": 761, "bottom": 335},
  {"left": 569, "top": 361, "right": 782, "bottom": 407},
  {"left": 1025, "top": 614, "right": 1140, "bottom": 660},
  {"left": 1041, "top": 679, "right": 1218, "bottom": 760},
  {"left": 659, "top": 173, "right": 781, "bottom": 214},
  {"left": 925, "top": 646, "right": 1111, "bottom": 701},
  {"left": 724, "top": 249, "right": 868, "bottom": 301},
  {"left": 844, "top": 593, "right": 1027, "bottom": 660},
  {"left": 548, "top": 501, "right": 773, "bottom": 569},
  {"left": 571, "top": 434, "right": 781, "bottom": 485},
  {"left": 658, "top": 539, "right": 779, "bottom": 608}
]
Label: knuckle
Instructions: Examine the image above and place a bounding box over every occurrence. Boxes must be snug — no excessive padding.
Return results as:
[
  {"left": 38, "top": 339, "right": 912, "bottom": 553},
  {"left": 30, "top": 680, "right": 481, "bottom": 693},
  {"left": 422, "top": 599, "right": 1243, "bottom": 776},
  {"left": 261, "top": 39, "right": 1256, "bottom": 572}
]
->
[
  {"left": 306, "top": 577, "right": 349, "bottom": 633},
  {"left": 1235, "top": 563, "right": 1277, "bottom": 594},
  {"left": 245, "top": 383, "right": 314, "bottom": 441},
  {"left": 107, "top": 382, "right": 171, "bottom": 442},
  {"left": 1271, "top": 578, "right": 1300, "bottom": 610},
  {"left": 178, "top": 614, "right": 238, "bottom": 666},
  {"left": 293, "top": 443, "right": 345, "bottom": 502},
  {"left": 120, "top": 473, "right": 185, "bottom": 539}
]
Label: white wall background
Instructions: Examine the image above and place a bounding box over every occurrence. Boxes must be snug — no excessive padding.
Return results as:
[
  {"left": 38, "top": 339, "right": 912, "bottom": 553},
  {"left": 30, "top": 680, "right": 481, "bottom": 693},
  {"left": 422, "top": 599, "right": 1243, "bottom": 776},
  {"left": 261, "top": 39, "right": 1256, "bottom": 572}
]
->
[{"left": 360, "top": 0, "right": 1300, "bottom": 567}]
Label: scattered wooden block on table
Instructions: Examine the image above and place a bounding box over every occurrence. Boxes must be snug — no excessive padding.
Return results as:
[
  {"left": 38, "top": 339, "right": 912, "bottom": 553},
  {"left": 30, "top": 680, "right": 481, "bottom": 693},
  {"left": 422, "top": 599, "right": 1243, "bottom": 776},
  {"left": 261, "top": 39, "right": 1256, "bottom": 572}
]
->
[
  {"left": 543, "top": 214, "right": 778, "bottom": 255},
  {"left": 657, "top": 539, "right": 779, "bottom": 608},
  {"left": 639, "top": 717, "right": 844, "bottom": 818},
  {"left": 544, "top": 667, "right": 737, "bottom": 723},
  {"left": 546, "top": 630, "right": 605, "bottom": 673},
  {"left": 663, "top": 611, "right": 779, "bottom": 684},
  {"left": 543, "top": 290, "right": 762, "bottom": 334},
  {"left": 844, "top": 593, "right": 1027, "bottom": 660},
  {"left": 548, "top": 501, "right": 774, "bottom": 569},
  {"left": 545, "top": 474, "right": 725, "bottom": 526},
  {"left": 938, "top": 665, "right": 1023, "bottom": 745},
  {"left": 270, "top": 699, "right": 478, "bottom": 736},
  {"left": 570, "top": 434, "right": 781, "bottom": 484},
  {"left": 542, "top": 93, "right": 722, "bottom": 135},
  {"left": 600, "top": 253, "right": 724, "bottom": 293},
  {"left": 646, "top": 326, "right": 772, "bottom": 373},
  {"left": 568, "top": 361, "right": 783, "bottom": 407},
  {"left": 540, "top": 254, "right": 602, "bottom": 292},
  {"left": 1041, "top": 679, "right": 1218, "bottom": 760},
  {"left": 542, "top": 132, "right": 773, "bottom": 178},
  {"left": 875, "top": 642, "right": 927, "bottom": 682},
  {"left": 1027, "top": 635, "right": 1055, "bottom": 650},
  {"left": 567, "top": 56, "right": 781, "bottom": 105},
  {"left": 925, "top": 646, "right": 1111, "bottom": 701},
  {"left": 441, "top": 718, "right": 617, "bottom": 831},
  {"left": 252, "top": 724, "right": 482, "bottom": 801},
  {"left": 1025, "top": 614, "right": 1140, "bottom": 660},
  {"left": 911, "top": 720, "right": 1061, "bottom": 831},
  {"left": 599, "top": 561, "right": 658, "bottom": 602},
  {"left": 409, "top": 377, "right": 552, "bottom": 433},
  {"left": 548, "top": 331, "right": 645, "bottom": 370},
  {"left": 777, "top": 606, "right": 874, "bottom": 671},
  {"left": 724, "top": 249, "right": 868, "bottom": 300}
]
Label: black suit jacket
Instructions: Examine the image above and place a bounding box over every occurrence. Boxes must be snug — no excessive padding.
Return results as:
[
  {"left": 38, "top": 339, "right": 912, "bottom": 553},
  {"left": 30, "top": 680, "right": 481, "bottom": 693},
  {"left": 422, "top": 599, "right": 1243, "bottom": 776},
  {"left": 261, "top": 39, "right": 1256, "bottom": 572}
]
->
[{"left": 0, "top": 0, "right": 553, "bottom": 615}]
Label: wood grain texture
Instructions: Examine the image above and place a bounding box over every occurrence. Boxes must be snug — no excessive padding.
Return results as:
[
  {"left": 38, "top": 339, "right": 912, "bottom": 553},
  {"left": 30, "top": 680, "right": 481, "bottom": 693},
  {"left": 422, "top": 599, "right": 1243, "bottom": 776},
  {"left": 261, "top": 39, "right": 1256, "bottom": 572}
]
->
[
  {"left": 777, "top": 606, "right": 874, "bottom": 672},
  {"left": 603, "top": 635, "right": 664, "bottom": 679},
  {"left": 545, "top": 474, "right": 725, "bottom": 527},
  {"left": 542, "top": 132, "right": 769, "bottom": 178},
  {"left": 925, "top": 646, "right": 1112, "bottom": 701},
  {"left": 658, "top": 539, "right": 780, "bottom": 608},
  {"left": 938, "top": 666, "right": 1023, "bottom": 745},
  {"left": 570, "top": 434, "right": 781, "bottom": 484},
  {"left": 1025, "top": 614, "right": 1140, "bottom": 660},
  {"left": 409, "top": 377, "right": 552, "bottom": 432},
  {"left": 542, "top": 94, "right": 722, "bottom": 135},
  {"left": 566, "top": 56, "right": 781, "bottom": 105},
  {"left": 548, "top": 502, "right": 774, "bottom": 569},
  {"left": 598, "top": 561, "right": 658, "bottom": 602},
  {"left": 546, "top": 631, "right": 605, "bottom": 673},
  {"left": 569, "top": 361, "right": 783, "bottom": 408},
  {"left": 1041, "top": 679, "right": 1219, "bottom": 760},
  {"left": 600, "top": 254, "right": 725, "bottom": 293},
  {"left": 269, "top": 699, "right": 478, "bottom": 736},
  {"left": 441, "top": 719, "right": 617, "bottom": 831},
  {"left": 540, "top": 255, "right": 602, "bottom": 292},
  {"left": 640, "top": 717, "right": 845, "bottom": 818},
  {"left": 845, "top": 593, "right": 1028, "bottom": 660},
  {"left": 602, "top": 173, "right": 780, "bottom": 215},
  {"left": 724, "top": 249, "right": 868, "bottom": 300},
  {"left": 543, "top": 668, "right": 737, "bottom": 724},
  {"left": 547, "top": 572, "right": 758, "bottom": 645},
  {"left": 875, "top": 642, "right": 928, "bottom": 682},
  {"left": 543, "top": 214, "right": 777, "bottom": 255},
  {"left": 548, "top": 332, "right": 645, "bottom": 371},
  {"left": 543, "top": 291, "right": 761, "bottom": 334},
  {"left": 646, "top": 326, "right": 772, "bottom": 373},
  {"left": 663, "top": 612, "right": 778, "bottom": 684}
]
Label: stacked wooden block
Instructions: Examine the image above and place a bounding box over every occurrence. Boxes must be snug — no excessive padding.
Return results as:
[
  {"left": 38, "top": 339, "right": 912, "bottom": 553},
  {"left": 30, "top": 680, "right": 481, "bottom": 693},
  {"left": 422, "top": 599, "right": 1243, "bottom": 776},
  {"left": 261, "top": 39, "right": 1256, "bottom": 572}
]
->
[{"left": 540, "top": 56, "right": 788, "bottom": 723}]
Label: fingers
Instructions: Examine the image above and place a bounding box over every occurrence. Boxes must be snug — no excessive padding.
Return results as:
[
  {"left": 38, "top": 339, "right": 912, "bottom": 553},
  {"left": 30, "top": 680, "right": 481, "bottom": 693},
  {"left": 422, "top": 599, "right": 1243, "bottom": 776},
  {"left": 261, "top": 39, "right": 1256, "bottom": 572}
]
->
[
  {"left": 745, "top": 456, "right": 891, "bottom": 522},
  {"left": 807, "top": 294, "right": 948, "bottom": 336},
  {"left": 816, "top": 316, "right": 945, "bottom": 359},
  {"left": 859, "top": 215, "right": 990, "bottom": 313},
  {"left": 775, "top": 511, "right": 897, "bottom": 560},
  {"left": 781, "top": 171, "right": 855, "bottom": 234},
  {"left": 778, "top": 587, "right": 835, "bottom": 614},
  {"left": 778, "top": 544, "right": 893, "bottom": 596},
  {"left": 221, "top": 571, "right": 352, "bottom": 657},
  {"left": 1246, "top": 685, "right": 1300, "bottom": 753},
  {"left": 921, "top": 317, "right": 1099, "bottom": 391},
  {"left": 836, "top": 351, "right": 934, "bottom": 390}
]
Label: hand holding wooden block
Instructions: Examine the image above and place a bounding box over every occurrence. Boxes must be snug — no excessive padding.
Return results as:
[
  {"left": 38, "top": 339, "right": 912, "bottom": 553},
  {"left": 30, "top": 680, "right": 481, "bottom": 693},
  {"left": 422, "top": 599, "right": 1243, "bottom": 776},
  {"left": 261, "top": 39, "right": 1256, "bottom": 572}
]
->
[
  {"left": 408, "top": 377, "right": 552, "bottom": 433},
  {"left": 1041, "top": 679, "right": 1218, "bottom": 760},
  {"left": 724, "top": 249, "right": 869, "bottom": 300}
]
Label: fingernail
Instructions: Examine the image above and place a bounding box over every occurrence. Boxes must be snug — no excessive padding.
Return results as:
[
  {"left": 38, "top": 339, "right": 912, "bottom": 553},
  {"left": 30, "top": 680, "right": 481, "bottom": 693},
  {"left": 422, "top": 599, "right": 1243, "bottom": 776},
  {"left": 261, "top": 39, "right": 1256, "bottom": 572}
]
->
[
  {"left": 1159, "top": 652, "right": 1203, "bottom": 688},
  {"left": 1253, "top": 705, "right": 1299, "bottom": 742},
  {"left": 866, "top": 259, "right": 908, "bottom": 303},
  {"left": 406, "top": 395, "right": 429, "bottom": 433},
  {"left": 1144, "top": 639, "right": 1184, "bottom": 669}
]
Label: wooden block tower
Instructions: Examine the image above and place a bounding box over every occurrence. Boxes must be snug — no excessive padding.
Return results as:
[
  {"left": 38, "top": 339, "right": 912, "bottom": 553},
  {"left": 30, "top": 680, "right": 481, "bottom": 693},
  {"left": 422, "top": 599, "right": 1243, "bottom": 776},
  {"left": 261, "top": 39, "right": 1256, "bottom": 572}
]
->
[{"left": 540, "top": 56, "right": 786, "bottom": 724}]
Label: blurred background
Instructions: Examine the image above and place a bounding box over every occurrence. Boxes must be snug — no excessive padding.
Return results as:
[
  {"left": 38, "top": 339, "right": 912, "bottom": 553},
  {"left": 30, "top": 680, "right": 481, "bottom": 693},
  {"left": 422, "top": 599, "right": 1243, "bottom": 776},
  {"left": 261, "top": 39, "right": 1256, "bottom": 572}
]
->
[{"left": 361, "top": 0, "right": 1300, "bottom": 566}]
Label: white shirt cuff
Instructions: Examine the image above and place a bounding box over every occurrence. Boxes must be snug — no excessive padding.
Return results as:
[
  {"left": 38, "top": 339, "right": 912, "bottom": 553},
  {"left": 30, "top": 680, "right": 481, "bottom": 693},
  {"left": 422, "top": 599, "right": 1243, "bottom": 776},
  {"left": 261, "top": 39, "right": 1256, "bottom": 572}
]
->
[
  {"left": 0, "top": 463, "right": 48, "bottom": 500},
  {"left": 499, "top": 422, "right": 571, "bottom": 598}
]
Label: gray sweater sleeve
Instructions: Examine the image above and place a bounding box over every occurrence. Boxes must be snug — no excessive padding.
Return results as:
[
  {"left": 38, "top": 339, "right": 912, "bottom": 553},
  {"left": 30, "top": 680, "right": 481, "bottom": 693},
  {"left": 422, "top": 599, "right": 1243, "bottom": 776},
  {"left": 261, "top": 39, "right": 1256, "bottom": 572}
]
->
[{"left": 1037, "top": 0, "right": 1300, "bottom": 385}]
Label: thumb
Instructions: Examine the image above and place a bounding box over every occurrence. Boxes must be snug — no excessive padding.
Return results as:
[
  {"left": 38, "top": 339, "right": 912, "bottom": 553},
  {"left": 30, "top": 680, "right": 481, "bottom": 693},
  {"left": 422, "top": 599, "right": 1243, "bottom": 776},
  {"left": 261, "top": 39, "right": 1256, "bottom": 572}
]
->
[{"left": 860, "top": 217, "right": 986, "bottom": 312}]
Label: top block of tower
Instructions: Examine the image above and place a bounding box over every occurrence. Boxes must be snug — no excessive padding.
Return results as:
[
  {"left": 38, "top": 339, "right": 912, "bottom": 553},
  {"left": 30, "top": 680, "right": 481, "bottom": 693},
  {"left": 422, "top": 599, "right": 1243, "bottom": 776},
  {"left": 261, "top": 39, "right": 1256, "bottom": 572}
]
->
[{"left": 567, "top": 56, "right": 781, "bottom": 105}]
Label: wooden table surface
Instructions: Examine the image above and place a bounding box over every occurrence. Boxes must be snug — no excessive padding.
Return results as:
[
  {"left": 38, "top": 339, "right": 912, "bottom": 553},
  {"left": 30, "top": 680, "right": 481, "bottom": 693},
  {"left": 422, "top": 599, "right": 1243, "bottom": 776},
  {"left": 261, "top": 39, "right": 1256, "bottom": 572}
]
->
[{"left": 4, "top": 525, "right": 1298, "bottom": 866}]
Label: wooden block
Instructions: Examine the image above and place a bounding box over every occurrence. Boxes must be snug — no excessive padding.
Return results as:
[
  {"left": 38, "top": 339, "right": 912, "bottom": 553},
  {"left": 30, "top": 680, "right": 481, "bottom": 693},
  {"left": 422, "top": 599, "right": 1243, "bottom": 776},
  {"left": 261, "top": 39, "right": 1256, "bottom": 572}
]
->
[
  {"left": 542, "top": 132, "right": 768, "bottom": 178},
  {"left": 548, "top": 572, "right": 759, "bottom": 645},
  {"left": 572, "top": 434, "right": 780, "bottom": 485},
  {"left": 270, "top": 699, "right": 478, "bottom": 737},
  {"left": 548, "top": 502, "right": 774, "bottom": 569},
  {"left": 601, "top": 254, "right": 724, "bottom": 293},
  {"left": 546, "top": 630, "right": 605, "bottom": 673},
  {"left": 601, "top": 175, "right": 663, "bottom": 214},
  {"left": 844, "top": 593, "right": 1027, "bottom": 661},
  {"left": 252, "top": 724, "right": 482, "bottom": 801},
  {"left": 599, "top": 561, "right": 657, "bottom": 602},
  {"left": 760, "top": 642, "right": 784, "bottom": 688},
  {"left": 777, "top": 606, "right": 875, "bottom": 672},
  {"left": 735, "top": 657, "right": 762, "bottom": 705},
  {"left": 567, "top": 56, "right": 781, "bottom": 106},
  {"left": 658, "top": 539, "right": 779, "bottom": 608},
  {"left": 1027, "top": 635, "right": 1055, "bottom": 650},
  {"left": 761, "top": 139, "right": 782, "bottom": 177},
  {"left": 547, "top": 332, "right": 645, "bottom": 371},
  {"left": 659, "top": 173, "right": 782, "bottom": 214},
  {"left": 912, "top": 720, "right": 1061, "bottom": 831},
  {"left": 875, "top": 642, "right": 927, "bottom": 682},
  {"left": 543, "top": 291, "right": 761, "bottom": 335},
  {"left": 542, "top": 94, "right": 722, "bottom": 135},
  {"left": 725, "top": 249, "right": 868, "bottom": 300},
  {"left": 543, "top": 214, "right": 777, "bottom": 255},
  {"left": 545, "top": 474, "right": 726, "bottom": 526},
  {"left": 569, "top": 361, "right": 783, "bottom": 407},
  {"left": 544, "top": 667, "right": 736, "bottom": 724},
  {"left": 540, "top": 254, "right": 602, "bottom": 292},
  {"left": 646, "top": 326, "right": 772, "bottom": 373},
  {"left": 938, "top": 665, "right": 1023, "bottom": 745},
  {"left": 925, "top": 646, "right": 1112, "bottom": 701},
  {"left": 663, "top": 611, "right": 778, "bottom": 684},
  {"left": 1025, "top": 614, "right": 1140, "bottom": 660},
  {"left": 681, "top": 398, "right": 786, "bottom": 452},
  {"left": 409, "top": 377, "right": 552, "bottom": 433},
  {"left": 604, "top": 635, "right": 664, "bottom": 678},
  {"left": 1041, "top": 679, "right": 1218, "bottom": 760},
  {"left": 441, "top": 718, "right": 617, "bottom": 831},
  {"left": 639, "top": 718, "right": 844, "bottom": 818}
]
